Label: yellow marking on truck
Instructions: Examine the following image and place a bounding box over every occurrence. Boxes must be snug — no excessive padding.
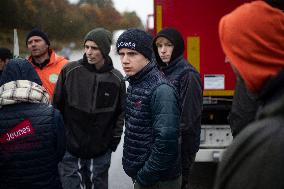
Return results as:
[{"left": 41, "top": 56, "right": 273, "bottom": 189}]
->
[
  {"left": 187, "top": 37, "right": 200, "bottom": 72},
  {"left": 204, "top": 90, "right": 234, "bottom": 96},
  {"left": 156, "top": 5, "right": 162, "bottom": 33}
]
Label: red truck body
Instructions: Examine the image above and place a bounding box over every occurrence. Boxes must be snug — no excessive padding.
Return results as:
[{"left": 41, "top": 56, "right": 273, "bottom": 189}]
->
[
  {"left": 152, "top": 0, "right": 251, "bottom": 161},
  {"left": 153, "top": 0, "right": 251, "bottom": 96}
]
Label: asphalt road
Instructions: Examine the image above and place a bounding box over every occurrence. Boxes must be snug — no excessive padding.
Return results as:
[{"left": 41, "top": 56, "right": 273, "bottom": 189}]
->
[{"left": 108, "top": 137, "right": 218, "bottom": 189}]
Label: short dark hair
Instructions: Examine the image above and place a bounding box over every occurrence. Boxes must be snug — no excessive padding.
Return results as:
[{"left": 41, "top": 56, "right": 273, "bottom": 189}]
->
[{"left": 0, "top": 47, "right": 13, "bottom": 61}]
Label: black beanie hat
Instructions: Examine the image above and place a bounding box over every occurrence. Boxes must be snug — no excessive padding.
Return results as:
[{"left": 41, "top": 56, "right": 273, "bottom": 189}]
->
[
  {"left": 153, "top": 27, "right": 185, "bottom": 65},
  {"left": 116, "top": 28, "right": 153, "bottom": 61},
  {"left": 0, "top": 47, "right": 13, "bottom": 61},
  {"left": 84, "top": 28, "right": 112, "bottom": 57},
  {"left": 26, "top": 28, "right": 50, "bottom": 46}
]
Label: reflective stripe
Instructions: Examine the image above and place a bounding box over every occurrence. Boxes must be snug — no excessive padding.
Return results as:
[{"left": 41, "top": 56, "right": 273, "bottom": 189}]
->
[
  {"left": 90, "top": 158, "right": 94, "bottom": 189},
  {"left": 77, "top": 158, "right": 85, "bottom": 189},
  {"left": 156, "top": 5, "right": 162, "bottom": 33},
  {"left": 203, "top": 90, "right": 234, "bottom": 96},
  {"left": 187, "top": 36, "right": 200, "bottom": 72}
]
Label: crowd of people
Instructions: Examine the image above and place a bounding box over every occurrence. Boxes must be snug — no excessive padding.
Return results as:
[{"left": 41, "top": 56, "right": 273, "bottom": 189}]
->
[{"left": 0, "top": 0, "right": 283, "bottom": 188}]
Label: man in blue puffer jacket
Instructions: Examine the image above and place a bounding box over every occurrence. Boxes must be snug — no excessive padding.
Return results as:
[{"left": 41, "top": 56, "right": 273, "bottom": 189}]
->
[
  {"left": 153, "top": 28, "right": 203, "bottom": 189},
  {"left": 0, "top": 59, "right": 65, "bottom": 189},
  {"left": 116, "top": 28, "right": 181, "bottom": 189}
]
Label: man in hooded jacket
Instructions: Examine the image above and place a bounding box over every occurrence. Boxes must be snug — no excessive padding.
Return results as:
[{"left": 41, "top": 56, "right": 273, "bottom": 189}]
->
[
  {"left": 153, "top": 28, "right": 203, "bottom": 189},
  {"left": 214, "top": 1, "right": 284, "bottom": 189}
]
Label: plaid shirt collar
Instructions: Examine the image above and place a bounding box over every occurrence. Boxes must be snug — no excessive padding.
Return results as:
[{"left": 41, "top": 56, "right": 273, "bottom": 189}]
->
[{"left": 0, "top": 80, "right": 50, "bottom": 107}]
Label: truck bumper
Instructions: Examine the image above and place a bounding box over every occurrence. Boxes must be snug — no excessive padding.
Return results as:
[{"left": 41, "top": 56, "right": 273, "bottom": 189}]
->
[{"left": 195, "top": 148, "right": 226, "bottom": 162}]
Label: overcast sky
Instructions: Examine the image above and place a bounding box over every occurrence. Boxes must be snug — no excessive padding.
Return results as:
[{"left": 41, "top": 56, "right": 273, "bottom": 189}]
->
[{"left": 68, "top": 0, "right": 153, "bottom": 26}]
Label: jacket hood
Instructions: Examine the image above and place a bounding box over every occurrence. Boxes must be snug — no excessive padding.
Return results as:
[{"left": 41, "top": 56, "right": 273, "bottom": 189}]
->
[
  {"left": 219, "top": 1, "right": 284, "bottom": 93},
  {"left": 153, "top": 28, "right": 185, "bottom": 67},
  {"left": 127, "top": 60, "right": 157, "bottom": 84},
  {"left": 0, "top": 58, "right": 42, "bottom": 86}
]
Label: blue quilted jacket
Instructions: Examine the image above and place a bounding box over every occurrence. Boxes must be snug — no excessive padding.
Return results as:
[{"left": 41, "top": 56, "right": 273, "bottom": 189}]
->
[
  {"left": 0, "top": 58, "right": 65, "bottom": 189},
  {"left": 123, "top": 62, "right": 181, "bottom": 186}
]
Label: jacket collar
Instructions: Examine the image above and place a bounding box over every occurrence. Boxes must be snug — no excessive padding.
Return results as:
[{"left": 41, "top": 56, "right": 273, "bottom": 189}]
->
[
  {"left": 257, "top": 70, "right": 284, "bottom": 118},
  {"left": 127, "top": 61, "right": 156, "bottom": 84},
  {"left": 81, "top": 53, "right": 113, "bottom": 73},
  {"left": 160, "top": 55, "right": 183, "bottom": 72},
  {"left": 30, "top": 49, "right": 51, "bottom": 69}
]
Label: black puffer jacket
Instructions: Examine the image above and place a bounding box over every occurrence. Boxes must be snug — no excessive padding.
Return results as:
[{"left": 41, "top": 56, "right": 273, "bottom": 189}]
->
[
  {"left": 123, "top": 62, "right": 181, "bottom": 186},
  {"left": 153, "top": 28, "right": 203, "bottom": 155},
  {"left": 53, "top": 55, "right": 126, "bottom": 158},
  {"left": 0, "top": 103, "right": 65, "bottom": 189}
]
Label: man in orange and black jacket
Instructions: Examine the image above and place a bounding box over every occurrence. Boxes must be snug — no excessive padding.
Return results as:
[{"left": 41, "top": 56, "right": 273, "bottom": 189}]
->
[{"left": 26, "top": 28, "right": 68, "bottom": 99}]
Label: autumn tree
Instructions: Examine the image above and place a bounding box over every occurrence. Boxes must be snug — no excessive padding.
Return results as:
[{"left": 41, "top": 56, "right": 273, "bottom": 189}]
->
[{"left": 0, "top": 0, "right": 144, "bottom": 48}]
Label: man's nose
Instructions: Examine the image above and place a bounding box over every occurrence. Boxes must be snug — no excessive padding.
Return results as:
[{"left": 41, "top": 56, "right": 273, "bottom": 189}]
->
[
  {"left": 121, "top": 55, "right": 129, "bottom": 64},
  {"left": 86, "top": 48, "right": 92, "bottom": 54},
  {"left": 161, "top": 46, "right": 167, "bottom": 53},
  {"left": 30, "top": 41, "right": 36, "bottom": 46}
]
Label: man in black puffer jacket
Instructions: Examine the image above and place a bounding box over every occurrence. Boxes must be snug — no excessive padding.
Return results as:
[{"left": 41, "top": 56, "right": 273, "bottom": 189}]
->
[
  {"left": 0, "top": 58, "right": 65, "bottom": 189},
  {"left": 116, "top": 28, "right": 181, "bottom": 189},
  {"left": 153, "top": 28, "right": 203, "bottom": 189}
]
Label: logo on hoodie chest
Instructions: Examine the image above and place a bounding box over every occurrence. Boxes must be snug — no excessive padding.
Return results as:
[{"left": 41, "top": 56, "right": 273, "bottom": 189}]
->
[
  {"left": 49, "top": 73, "right": 59, "bottom": 83},
  {"left": 134, "top": 100, "right": 142, "bottom": 109}
]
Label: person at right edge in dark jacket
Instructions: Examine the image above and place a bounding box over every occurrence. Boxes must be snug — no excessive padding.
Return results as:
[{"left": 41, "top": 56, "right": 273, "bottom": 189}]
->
[
  {"left": 117, "top": 28, "right": 181, "bottom": 189},
  {"left": 0, "top": 58, "right": 65, "bottom": 189},
  {"left": 53, "top": 28, "right": 126, "bottom": 189},
  {"left": 153, "top": 28, "right": 203, "bottom": 189},
  {"left": 214, "top": 1, "right": 284, "bottom": 189}
]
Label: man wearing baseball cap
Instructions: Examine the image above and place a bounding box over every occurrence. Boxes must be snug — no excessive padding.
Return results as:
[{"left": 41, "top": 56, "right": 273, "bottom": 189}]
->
[
  {"left": 26, "top": 28, "right": 68, "bottom": 98},
  {"left": 53, "top": 28, "right": 126, "bottom": 189}
]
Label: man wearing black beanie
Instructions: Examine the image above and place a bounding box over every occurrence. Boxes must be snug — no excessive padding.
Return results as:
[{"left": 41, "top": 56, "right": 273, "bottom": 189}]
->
[
  {"left": 117, "top": 28, "right": 181, "bottom": 189},
  {"left": 26, "top": 28, "right": 68, "bottom": 98},
  {"left": 53, "top": 28, "right": 126, "bottom": 189}
]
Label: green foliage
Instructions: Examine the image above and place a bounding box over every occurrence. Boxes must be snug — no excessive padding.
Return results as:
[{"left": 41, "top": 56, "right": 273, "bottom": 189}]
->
[{"left": 0, "top": 0, "right": 143, "bottom": 48}]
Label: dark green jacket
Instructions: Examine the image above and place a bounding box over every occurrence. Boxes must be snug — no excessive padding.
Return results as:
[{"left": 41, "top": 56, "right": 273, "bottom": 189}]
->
[{"left": 53, "top": 54, "right": 126, "bottom": 158}]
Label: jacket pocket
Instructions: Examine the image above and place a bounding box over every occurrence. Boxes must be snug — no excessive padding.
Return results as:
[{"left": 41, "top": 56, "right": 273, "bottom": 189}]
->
[{"left": 95, "top": 82, "right": 119, "bottom": 112}]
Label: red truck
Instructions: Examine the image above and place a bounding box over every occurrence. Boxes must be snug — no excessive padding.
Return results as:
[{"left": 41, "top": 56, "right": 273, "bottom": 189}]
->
[{"left": 150, "top": 0, "right": 250, "bottom": 162}]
